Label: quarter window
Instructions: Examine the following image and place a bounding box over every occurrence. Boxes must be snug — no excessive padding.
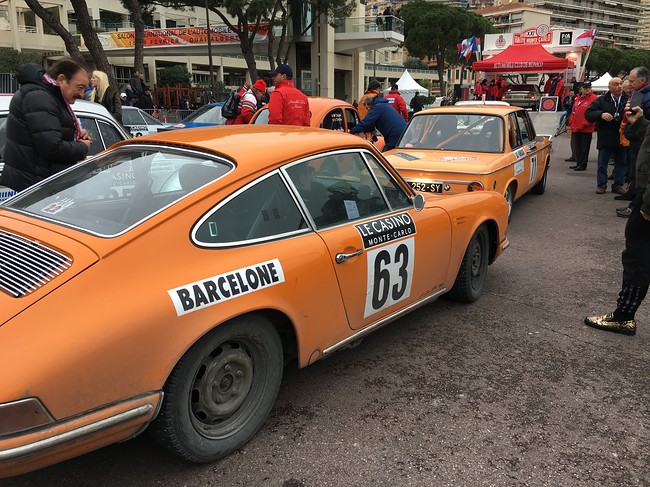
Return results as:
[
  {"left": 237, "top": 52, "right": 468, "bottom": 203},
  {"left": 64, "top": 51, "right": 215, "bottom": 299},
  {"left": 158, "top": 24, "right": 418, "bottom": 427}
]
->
[{"left": 194, "top": 173, "right": 306, "bottom": 245}]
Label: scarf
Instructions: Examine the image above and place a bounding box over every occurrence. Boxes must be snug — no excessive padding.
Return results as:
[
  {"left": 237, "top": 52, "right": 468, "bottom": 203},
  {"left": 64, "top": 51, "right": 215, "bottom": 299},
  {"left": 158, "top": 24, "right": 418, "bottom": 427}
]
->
[{"left": 42, "top": 73, "right": 83, "bottom": 141}]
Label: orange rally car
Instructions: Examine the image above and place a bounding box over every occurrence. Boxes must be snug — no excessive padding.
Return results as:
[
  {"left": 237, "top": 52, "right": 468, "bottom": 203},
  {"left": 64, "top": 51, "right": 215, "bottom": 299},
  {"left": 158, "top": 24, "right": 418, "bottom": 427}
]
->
[
  {"left": 0, "top": 126, "right": 508, "bottom": 477},
  {"left": 385, "top": 105, "right": 552, "bottom": 219}
]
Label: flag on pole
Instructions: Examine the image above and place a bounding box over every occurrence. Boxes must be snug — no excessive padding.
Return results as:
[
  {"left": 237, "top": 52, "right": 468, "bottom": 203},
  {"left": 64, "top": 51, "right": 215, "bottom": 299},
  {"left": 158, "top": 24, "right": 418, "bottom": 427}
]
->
[
  {"left": 575, "top": 29, "right": 596, "bottom": 47},
  {"left": 457, "top": 36, "right": 479, "bottom": 61}
]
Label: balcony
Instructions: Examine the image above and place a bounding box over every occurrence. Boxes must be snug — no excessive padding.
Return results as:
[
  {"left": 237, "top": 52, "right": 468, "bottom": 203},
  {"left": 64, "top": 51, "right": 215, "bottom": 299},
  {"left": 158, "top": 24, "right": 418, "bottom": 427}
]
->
[{"left": 333, "top": 15, "right": 404, "bottom": 54}]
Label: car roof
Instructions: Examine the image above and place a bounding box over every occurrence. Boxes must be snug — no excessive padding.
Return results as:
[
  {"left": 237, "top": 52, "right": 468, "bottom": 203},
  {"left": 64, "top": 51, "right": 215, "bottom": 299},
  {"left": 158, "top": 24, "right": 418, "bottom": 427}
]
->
[
  {"left": 113, "top": 125, "right": 377, "bottom": 178},
  {"left": 454, "top": 101, "right": 511, "bottom": 107},
  {"left": 0, "top": 94, "right": 120, "bottom": 119},
  {"left": 417, "top": 105, "right": 522, "bottom": 116}
]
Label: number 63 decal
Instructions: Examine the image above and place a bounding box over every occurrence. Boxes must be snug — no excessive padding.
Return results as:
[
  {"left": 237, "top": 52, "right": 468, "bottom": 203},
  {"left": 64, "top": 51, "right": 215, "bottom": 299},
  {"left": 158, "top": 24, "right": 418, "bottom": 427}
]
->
[{"left": 364, "top": 238, "right": 415, "bottom": 317}]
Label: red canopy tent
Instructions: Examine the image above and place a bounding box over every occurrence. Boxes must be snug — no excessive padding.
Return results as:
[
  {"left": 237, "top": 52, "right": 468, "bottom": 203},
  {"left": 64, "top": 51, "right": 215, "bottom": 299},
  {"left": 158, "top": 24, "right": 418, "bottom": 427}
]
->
[{"left": 472, "top": 44, "right": 575, "bottom": 72}]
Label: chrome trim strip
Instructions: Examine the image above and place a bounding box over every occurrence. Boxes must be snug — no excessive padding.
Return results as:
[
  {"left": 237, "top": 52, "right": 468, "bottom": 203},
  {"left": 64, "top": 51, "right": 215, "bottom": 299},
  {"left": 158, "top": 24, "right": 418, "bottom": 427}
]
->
[
  {"left": 322, "top": 288, "right": 447, "bottom": 356},
  {"left": 400, "top": 163, "right": 514, "bottom": 176},
  {"left": 0, "top": 404, "right": 153, "bottom": 462}
]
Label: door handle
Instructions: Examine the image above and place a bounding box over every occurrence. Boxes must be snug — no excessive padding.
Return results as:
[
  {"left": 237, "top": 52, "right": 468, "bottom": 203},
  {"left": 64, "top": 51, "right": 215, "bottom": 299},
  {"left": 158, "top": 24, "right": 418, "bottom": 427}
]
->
[{"left": 335, "top": 249, "right": 363, "bottom": 264}]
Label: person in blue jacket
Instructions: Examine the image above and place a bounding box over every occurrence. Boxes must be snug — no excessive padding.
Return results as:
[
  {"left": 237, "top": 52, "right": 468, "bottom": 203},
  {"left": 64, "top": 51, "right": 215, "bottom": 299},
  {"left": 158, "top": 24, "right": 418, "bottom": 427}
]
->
[{"left": 350, "top": 95, "right": 407, "bottom": 151}]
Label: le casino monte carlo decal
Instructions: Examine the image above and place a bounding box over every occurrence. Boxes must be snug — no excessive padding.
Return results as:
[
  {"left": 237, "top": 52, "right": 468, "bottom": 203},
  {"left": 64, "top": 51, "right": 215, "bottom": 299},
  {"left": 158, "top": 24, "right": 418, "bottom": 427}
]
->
[
  {"left": 355, "top": 213, "right": 417, "bottom": 318},
  {"left": 168, "top": 259, "right": 285, "bottom": 316}
]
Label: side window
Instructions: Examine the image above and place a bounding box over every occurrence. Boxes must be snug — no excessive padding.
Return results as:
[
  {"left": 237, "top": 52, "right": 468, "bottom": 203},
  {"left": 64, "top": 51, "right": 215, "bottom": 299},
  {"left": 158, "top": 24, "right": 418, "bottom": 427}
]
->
[
  {"left": 321, "top": 109, "right": 345, "bottom": 131},
  {"left": 194, "top": 173, "right": 306, "bottom": 245},
  {"left": 78, "top": 117, "right": 104, "bottom": 156},
  {"left": 122, "top": 109, "right": 143, "bottom": 126},
  {"left": 285, "top": 152, "right": 389, "bottom": 228},
  {"left": 98, "top": 121, "right": 126, "bottom": 149},
  {"left": 345, "top": 108, "right": 359, "bottom": 132},
  {"left": 515, "top": 111, "right": 532, "bottom": 144},
  {"left": 252, "top": 108, "right": 269, "bottom": 125},
  {"left": 364, "top": 154, "right": 411, "bottom": 210},
  {"left": 518, "top": 110, "right": 536, "bottom": 140},
  {"left": 508, "top": 113, "right": 522, "bottom": 148}
]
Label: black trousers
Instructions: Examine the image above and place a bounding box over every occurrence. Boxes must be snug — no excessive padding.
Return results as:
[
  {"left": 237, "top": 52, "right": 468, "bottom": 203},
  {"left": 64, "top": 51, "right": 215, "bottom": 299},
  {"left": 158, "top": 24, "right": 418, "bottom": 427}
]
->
[
  {"left": 622, "top": 195, "right": 650, "bottom": 286},
  {"left": 570, "top": 132, "right": 592, "bottom": 168}
]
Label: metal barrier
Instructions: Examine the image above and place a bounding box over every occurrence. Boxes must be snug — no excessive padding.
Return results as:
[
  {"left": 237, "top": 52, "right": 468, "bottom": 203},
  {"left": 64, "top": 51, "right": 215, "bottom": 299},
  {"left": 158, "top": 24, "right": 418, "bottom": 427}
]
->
[
  {"left": 0, "top": 73, "right": 17, "bottom": 94},
  {"left": 137, "top": 108, "right": 196, "bottom": 123}
]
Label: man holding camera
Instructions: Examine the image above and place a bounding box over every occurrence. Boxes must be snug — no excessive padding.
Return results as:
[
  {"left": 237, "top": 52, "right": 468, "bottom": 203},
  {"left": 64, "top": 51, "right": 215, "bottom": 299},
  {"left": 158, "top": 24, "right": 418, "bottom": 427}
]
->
[{"left": 586, "top": 76, "right": 628, "bottom": 194}]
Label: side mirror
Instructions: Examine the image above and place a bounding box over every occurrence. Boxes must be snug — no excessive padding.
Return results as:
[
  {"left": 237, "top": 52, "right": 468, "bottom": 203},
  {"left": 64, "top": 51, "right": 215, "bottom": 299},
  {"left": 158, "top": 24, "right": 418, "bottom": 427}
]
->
[{"left": 413, "top": 193, "right": 425, "bottom": 211}]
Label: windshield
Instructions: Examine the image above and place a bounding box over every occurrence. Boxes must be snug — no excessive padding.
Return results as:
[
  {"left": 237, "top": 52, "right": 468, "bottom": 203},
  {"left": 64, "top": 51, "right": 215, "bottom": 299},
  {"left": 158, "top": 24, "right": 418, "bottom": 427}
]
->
[
  {"left": 397, "top": 113, "right": 505, "bottom": 153},
  {"left": 4, "top": 146, "right": 232, "bottom": 236},
  {"left": 181, "top": 104, "right": 226, "bottom": 125}
]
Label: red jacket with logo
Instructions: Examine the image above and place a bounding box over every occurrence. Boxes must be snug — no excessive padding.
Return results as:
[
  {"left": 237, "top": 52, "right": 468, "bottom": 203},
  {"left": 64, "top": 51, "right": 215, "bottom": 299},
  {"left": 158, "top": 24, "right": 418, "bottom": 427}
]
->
[
  {"left": 384, "top": 89, "right": 408, "bottom": 121},
  {"left": 268, "top": 80, "right": 310, "bottom": 126},
  {"left": 570, "top": 92, "right": 598, "bottom": 133}
]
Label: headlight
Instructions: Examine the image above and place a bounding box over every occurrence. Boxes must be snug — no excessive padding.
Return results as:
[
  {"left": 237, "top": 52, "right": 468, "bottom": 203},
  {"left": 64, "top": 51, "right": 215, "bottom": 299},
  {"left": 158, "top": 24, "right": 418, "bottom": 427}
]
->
[{"left": 0, "top": 398, "right": 54, "bottom": 436}]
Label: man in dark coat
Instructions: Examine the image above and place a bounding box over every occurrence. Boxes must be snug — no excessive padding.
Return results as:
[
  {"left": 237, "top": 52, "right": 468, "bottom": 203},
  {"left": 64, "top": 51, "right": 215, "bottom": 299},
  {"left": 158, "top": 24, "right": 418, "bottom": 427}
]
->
[
  {"left": 1, "top": 59, "right": 92, "bottom": 192},
  {"left": 349, "top": 95, "right": 407, "bottom": 151},
  {"left": 585, "top": 76, "right": 628, "bottom": 194},
  {"left": 410, "top": 91, "right": 424, "bottom": 114}
]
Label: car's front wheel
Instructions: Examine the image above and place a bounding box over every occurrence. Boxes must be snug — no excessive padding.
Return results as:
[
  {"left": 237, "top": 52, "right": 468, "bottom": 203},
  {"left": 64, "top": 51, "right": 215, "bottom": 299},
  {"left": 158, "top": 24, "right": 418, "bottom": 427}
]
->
[
  {"left": 447, "top": 224, "right": 489, "bottom": 303},
  {"left": 504, "top": 183, "right": 515, "bottom": 220},
  {"left": 149, "top": 314, "right": 283, "bottom": 463}
]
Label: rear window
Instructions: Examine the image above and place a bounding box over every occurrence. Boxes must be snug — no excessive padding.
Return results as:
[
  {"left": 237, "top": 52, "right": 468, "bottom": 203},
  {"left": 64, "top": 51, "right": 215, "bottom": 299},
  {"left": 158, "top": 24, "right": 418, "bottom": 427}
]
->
[
  {"left": 509, "top": 85, "right": 537, "bottom": 92},
  {"left": 5, "top": 146, "right": 233, "bottom": 236}
]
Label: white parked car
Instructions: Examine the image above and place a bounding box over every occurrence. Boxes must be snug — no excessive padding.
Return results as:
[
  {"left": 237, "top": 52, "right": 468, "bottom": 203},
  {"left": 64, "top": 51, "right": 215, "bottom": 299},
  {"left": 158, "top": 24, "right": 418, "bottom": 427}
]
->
[
  {"left": 0, "top": 95, "right": 130, "bottom": 201},
  {"left": 122, "top": 106, "right": 167, "bottom": 136}
]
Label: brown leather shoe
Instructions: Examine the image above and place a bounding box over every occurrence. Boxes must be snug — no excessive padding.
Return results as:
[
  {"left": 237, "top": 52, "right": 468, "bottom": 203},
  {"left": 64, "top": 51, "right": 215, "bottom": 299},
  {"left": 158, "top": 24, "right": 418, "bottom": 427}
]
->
[
  {"left": 584, "top": 313, "right": 636, "bottom": 335},
  {"left": 611, "top": 187, "right": 626, "bottom": 195},
  {"left": 596, "top": 188, "right": 606, "bottom": 194}
]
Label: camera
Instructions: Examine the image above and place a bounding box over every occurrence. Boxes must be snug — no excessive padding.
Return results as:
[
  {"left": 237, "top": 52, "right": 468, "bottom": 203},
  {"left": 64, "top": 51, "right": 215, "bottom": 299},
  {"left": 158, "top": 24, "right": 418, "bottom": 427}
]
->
[{"left": 613, "top": 112, "right": 620, "bottom": 121}]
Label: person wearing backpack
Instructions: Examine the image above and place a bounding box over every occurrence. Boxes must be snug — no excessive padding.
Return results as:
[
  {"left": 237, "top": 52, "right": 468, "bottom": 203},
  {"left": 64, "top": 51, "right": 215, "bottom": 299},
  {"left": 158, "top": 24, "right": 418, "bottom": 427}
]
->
[{"left": 226, "top": 80, "right": 267, "bottom": 125}]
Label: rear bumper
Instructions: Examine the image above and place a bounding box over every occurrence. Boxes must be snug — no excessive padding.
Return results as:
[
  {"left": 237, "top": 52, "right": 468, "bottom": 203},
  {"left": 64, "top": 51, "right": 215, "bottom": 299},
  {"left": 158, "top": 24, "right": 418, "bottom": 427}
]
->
[{"left": 0, "top": 391, "right": 162, "bottom": 478}]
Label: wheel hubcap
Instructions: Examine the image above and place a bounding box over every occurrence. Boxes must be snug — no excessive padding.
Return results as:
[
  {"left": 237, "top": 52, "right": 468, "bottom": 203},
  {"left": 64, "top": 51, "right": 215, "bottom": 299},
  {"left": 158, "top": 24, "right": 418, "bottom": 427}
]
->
[{"left": 192, "top": 343, "right": 254, "bottom": 423}]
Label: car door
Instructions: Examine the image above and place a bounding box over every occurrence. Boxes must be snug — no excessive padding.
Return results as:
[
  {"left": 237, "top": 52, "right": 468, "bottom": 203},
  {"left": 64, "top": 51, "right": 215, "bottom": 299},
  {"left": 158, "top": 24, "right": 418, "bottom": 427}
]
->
[
  {"left": 513, "top": 110, "right": 544, "bottom": 190},
  {"left": 283, "top": 149, "right": 451, "bottom": 330}
]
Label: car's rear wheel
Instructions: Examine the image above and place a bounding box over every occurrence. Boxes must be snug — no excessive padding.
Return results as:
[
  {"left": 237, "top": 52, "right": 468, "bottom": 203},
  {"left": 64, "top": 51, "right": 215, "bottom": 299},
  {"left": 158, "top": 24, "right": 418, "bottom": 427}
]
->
[
  {"left": 504, "top": 184, "right": 515, "bottom": 220},
  {"left": 447, "top": 224, "right": 489, "bottom": 303},
  {"left": 531, "top": 164, "right": 548, "bottom": 195},
  {"left": 149, "top": 315, "right": 283, "bottom": 463}
]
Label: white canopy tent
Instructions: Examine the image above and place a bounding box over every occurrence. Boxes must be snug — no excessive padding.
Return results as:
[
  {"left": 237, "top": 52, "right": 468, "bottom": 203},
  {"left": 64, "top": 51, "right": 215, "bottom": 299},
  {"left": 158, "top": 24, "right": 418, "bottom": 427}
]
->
[
  {"left": 591, "top": 72, "right": 612, "bottom": 93},
  {"left": 383, "top": 69, "right": 429, "bottom": 106}
]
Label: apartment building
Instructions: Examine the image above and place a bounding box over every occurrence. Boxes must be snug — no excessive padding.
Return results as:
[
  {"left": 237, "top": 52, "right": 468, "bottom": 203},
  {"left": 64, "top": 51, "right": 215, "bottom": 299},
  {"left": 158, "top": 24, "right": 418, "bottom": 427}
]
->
[{"left": 0, "top": 0, "right": 442, "bottom": 101}]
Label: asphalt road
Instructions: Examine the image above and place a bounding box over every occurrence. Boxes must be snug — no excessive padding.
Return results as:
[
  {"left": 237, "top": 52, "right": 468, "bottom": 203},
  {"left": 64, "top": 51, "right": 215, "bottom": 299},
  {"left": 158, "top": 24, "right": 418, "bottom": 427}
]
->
[{"left": 4, "top": 127, "right": 650, "bottom": 487}]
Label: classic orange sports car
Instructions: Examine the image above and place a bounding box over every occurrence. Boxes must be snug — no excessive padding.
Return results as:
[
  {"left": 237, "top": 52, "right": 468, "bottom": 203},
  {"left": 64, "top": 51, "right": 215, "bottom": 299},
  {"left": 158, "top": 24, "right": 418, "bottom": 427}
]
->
[
  {"left": 0, "top": 126, "right": 508, "bottom": 477},
  {"left": 385, "top": 105, "right": 552, "bottom": 219},
  {"left": 250, "top": 96, "right": 385, "bottom": 150}
]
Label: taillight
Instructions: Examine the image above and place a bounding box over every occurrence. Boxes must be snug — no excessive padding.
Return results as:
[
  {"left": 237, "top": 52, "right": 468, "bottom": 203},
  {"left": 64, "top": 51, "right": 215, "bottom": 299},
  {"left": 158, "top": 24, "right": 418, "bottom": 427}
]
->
[{"left": 467, "top": 182, "right": 484, "bottom": 192}]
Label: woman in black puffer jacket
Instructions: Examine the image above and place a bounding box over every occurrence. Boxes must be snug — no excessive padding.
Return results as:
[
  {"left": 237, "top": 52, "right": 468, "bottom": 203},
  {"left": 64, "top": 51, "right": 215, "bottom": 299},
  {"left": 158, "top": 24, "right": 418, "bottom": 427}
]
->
[{"left": 1, "top": 59, "right": 91, "bottom": 192}]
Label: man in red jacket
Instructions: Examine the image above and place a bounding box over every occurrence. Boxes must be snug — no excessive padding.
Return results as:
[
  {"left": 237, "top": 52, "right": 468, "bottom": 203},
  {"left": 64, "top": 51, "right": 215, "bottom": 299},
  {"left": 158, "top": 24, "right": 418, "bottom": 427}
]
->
[
  {"left": 569, "top": 82, "right": 598, "bottom": 171},
  {"left": 268, "top": 64, "right": 310, "bottom": 126},
  {"left": 385, "top": 83, "right": 408, "bottom": 121}
]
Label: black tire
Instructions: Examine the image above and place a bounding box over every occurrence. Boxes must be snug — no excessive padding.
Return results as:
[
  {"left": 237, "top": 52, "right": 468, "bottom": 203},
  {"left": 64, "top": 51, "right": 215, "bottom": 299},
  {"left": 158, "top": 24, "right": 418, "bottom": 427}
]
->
[
  {"left": 447, "top": 224, "right": 489, "bottom": 303},
  {"left": 531, "top": 165, "right": 548, "bottom": 195},
  {"left": 149, "top": 315, "right": 283, "bottom": 463},
  {"left": 504, "top": 184, "right": 515, "bottom": 221}
]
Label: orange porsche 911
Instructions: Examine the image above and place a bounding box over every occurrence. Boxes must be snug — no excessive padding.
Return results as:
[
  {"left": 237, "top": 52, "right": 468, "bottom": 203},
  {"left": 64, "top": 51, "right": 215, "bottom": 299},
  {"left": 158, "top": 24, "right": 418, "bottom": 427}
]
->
[
  {"left": 0, "top": 126, "right": 508, "bottom": 477},
  {"left": 385, "top": 105, "right": 552, "bottom": 219}
]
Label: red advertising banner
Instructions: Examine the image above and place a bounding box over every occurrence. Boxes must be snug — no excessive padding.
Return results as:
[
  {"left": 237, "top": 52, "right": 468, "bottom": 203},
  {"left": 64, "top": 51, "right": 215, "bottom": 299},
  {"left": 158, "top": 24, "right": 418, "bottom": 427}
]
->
[
  {"left": 513, "top": 25, "right": 552, "bottom": 45},
  {"left": 98, "top": 24, "right": 269, "bottom": 49}
]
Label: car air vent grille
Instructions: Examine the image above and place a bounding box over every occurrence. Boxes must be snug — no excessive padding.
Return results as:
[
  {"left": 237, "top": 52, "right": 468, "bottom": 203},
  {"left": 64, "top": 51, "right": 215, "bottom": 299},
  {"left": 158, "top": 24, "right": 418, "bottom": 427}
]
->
[{"left": 0, "top": 229, "right": 72, "bottom": 298}]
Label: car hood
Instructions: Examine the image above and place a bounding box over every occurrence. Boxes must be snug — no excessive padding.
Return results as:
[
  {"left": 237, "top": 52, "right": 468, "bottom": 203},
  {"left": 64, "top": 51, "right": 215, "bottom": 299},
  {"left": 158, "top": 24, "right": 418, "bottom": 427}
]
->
[
  {"left": 386, "top": 149, "right": 504, "bottom": 175},
  {"left": 0, "top": 213, "right": 99, "bottom": 327}
]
